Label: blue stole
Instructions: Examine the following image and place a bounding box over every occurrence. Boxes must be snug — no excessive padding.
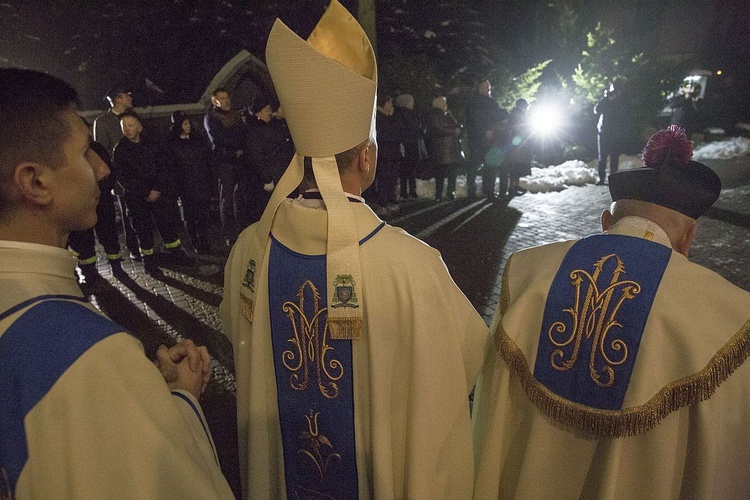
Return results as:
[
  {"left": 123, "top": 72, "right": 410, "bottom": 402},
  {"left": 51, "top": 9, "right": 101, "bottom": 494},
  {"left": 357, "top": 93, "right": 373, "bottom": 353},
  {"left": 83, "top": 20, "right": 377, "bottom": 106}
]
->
[
  {"left": 0, "top": 296, "right": 123, "bottom": 495},
  {"left": 533, "top": 235, "right": 672, "bottom": 410},
  {"left": 269, "top": 232, "right": 373, "bottom": 499}
]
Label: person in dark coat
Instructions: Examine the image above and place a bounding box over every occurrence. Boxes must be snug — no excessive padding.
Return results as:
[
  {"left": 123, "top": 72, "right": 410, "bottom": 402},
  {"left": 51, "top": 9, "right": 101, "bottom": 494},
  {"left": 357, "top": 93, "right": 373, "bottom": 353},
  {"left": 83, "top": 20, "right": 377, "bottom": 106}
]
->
[
  {"left": 466, "top": 79, "right": 508, "bottom": 199},
  {"left": 503, "top": 99, "right": 533, "bottom": 198},
  {"left": 168, "top": 111, "right": 213, "bottom": 254},
  {"left": 669, "top": 84, "right": 702, "bottom": 138},
  {"left": 425, "top": 96, "right": 463, "bottom": 201},
  {"left": 204, "top": 88, "right": 246, "bottom": 245},
  {"left": 242, "top": 97, "right": 284, "bottom": 226},
  {"left": 374, "top": 94, "right": 404, "bottom": 210},
  {"left": 113, "top": 111, "right": 183, "bottom": 272},
  {"left": 594, "top": 79, "right": 630, "bottom": 185},
  {"left": 394, "top": 94, "right": 424, "bottom": 199}
]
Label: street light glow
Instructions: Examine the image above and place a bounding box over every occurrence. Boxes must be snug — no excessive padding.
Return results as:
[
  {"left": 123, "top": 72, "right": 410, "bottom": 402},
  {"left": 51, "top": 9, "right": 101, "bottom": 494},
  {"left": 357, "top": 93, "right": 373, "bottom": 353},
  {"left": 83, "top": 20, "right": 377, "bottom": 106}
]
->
[{"left": 529, "top": 103, "right": 563, "bottom": 137}]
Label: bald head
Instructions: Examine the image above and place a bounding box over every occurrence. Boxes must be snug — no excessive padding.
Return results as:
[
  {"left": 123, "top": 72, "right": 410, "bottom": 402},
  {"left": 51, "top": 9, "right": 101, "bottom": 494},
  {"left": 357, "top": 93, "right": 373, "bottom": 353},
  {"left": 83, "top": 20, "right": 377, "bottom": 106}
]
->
[{"left": 602, "top": 199, "right": 698, "bottom": 257}]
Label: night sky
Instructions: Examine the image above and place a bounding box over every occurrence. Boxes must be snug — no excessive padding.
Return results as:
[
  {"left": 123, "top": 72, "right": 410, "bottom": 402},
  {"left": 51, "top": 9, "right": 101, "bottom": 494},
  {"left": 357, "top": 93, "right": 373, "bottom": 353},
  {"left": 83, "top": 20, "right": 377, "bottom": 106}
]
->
[{"left": 1, "top": 0, "right": 748, "bottom": 110}]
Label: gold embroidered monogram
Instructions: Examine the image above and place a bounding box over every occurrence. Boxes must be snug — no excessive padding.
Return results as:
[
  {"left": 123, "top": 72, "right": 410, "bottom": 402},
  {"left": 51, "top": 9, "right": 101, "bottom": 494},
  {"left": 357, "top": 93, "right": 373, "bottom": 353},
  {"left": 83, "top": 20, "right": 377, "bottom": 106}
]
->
[
  {"left": 548, "top": 254, "right": 641, "bottom": 387},
  {"left": 282, "top": 280, "right": 343, "bottom": 399}
]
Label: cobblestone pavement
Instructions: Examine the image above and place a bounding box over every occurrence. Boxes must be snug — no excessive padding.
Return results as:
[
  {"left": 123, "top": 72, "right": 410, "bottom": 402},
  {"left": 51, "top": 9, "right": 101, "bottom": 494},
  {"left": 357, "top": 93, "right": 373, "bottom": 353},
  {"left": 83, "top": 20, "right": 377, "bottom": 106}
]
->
[{"left": 83, "top": 174, "right": 750, "bottom": 493}]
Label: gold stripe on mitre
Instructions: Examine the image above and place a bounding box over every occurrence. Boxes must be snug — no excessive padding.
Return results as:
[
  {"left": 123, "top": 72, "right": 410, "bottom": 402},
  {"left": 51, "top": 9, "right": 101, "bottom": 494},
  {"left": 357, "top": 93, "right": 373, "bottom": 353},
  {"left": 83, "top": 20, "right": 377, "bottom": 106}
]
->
[{"left": 265, "top": 0, "right": 377, "bottom": 158}]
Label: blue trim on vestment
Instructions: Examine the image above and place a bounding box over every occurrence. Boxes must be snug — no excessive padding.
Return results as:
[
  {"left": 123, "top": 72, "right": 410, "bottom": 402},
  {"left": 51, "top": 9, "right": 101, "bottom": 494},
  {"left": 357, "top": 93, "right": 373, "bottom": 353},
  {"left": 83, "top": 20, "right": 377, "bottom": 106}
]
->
[
  {"left": 0, "top": 299, "right": 124, "bottom": 494},
  {"left": 171, "top": 391, "right": 218, "bottom": 466},
  {"left": 533, "top": 235, "right": 671, "bottom": 410},
  {"left": 268, "top": 238, "right": 359, "bottom": 499},
  {"left": 0, "top": 294, "right": 86, "bottom": 322}
]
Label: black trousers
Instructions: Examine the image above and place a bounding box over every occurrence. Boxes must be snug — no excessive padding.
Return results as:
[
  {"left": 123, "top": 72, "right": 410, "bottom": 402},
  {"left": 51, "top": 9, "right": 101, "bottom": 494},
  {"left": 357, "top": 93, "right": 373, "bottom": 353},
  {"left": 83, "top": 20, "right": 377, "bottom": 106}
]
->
[
  {"left": 215, "top": 160, "right": 242, "bottom": 240},
  {"left": 376, "top": 158, "right": 400, "bottom": 206},
  {"left": 68, "top": 191, "right": 122, "bottom": 263},
  {"left": 597, "top": 132, "right": 622, "bottom": 181},
  {"left": 434, "top": 163, "right": 458, "bottom": 200},
  {"left": 126, "top": 194, "right": 182, "bottom": 253}
]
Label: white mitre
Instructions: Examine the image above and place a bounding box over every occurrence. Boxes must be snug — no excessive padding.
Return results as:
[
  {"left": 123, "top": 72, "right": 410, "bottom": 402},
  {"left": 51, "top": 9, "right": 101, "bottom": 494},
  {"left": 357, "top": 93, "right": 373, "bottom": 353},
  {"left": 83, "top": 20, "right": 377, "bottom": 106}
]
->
[{"left": 244, "top": 0, "right": 377, "bottom": 340}]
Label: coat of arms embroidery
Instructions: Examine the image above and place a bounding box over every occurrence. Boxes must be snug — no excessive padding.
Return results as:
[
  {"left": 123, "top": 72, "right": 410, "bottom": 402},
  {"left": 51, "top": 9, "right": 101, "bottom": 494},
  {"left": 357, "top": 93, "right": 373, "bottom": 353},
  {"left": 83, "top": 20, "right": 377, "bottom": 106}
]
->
[{"left": 330, "top": 274, "right": 359, "bottom": 309}]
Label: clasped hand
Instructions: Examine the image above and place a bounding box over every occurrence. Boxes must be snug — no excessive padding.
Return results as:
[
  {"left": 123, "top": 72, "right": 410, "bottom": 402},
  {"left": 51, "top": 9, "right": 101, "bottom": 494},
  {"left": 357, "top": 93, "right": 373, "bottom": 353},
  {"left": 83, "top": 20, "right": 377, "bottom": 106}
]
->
[{"left": 155, "top": 339, "right": 211, "bottom": 400}]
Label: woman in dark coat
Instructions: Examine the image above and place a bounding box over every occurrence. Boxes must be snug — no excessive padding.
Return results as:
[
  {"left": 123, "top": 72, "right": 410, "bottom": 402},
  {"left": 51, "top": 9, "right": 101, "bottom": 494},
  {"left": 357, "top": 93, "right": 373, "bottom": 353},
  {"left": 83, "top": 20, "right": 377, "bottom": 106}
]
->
[
  {"left": 425, "top": 96, "right": 463, "bottom": 201},
  {"left": 168, "top": 111, "right": 213, "bottom": 253}
]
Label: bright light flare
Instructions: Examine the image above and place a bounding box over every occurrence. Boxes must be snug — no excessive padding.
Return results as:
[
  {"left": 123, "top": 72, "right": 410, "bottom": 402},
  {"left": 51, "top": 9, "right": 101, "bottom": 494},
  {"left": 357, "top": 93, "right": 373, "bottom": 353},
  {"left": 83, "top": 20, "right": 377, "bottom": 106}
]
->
[{"left": 529, "top": 103, "right": 563, "bottom": 137}]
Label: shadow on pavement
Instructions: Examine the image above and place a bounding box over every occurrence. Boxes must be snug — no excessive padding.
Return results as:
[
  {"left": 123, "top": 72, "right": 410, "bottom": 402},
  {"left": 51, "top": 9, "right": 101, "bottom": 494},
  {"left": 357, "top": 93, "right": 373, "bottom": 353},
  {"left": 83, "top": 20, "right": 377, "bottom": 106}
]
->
[
  {"left": 704, "top": 206, "right": 750, "bottom": 229},
  {"left": 113, "top": 271, "right": 234, "bottom": 371}
]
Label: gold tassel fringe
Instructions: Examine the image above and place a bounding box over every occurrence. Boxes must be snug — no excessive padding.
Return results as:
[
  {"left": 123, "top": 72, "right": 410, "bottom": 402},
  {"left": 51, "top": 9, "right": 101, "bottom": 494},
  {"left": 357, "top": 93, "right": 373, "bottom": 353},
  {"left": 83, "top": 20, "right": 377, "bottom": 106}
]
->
[
  {"left": 329, "top": 317, "right": 362, "bottom": 340},
  {"left": 240, "top": 294, "right": 254, "bottom": 322},
  {"left": 496, "top": 256, "right": 750, "bottom": 438}
]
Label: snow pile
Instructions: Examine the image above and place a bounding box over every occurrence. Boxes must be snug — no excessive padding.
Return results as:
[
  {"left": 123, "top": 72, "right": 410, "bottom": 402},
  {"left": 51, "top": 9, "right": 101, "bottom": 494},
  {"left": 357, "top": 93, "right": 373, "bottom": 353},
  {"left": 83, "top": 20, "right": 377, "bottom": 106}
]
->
[
  {"left": 520, "top": 160, "right": 597, "bottom": 193},
  {"left": 693, "top": 137, "right": 750, "bottom": 160}
]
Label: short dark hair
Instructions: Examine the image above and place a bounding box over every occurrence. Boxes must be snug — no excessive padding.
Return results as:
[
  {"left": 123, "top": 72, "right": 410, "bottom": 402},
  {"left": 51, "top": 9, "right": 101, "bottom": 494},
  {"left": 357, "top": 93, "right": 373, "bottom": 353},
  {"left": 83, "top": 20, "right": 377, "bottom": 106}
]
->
[
  {"left": 298, "top": 141, "right": 370, "bottom": 193},
  {"left": 0, "top": 68, "right": 79, "bottom": 212},
  {"left": 212, "top": 87, "right": 229, "bottom": 98},
  {"left": 118, "top": 110, "right": 142, "bottom": 123}
]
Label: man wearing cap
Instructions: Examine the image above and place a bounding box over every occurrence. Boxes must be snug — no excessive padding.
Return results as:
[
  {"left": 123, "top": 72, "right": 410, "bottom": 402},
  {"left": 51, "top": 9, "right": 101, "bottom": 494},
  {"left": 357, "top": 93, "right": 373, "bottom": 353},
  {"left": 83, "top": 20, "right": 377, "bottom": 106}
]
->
[
  {"left": 93, "top": 86, "right": 132, "bottom": 158},
  {"left": 220, "top": 2, "right": 488, "bottom": 498},
  {"left": 472, "top": 125, "right": 750, "bottom": 498}
]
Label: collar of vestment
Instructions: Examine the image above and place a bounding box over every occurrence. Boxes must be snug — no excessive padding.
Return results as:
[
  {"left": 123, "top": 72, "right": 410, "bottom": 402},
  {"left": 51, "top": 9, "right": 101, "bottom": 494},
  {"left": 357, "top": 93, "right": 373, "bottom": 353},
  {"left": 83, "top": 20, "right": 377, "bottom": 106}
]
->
[
  {"left": 297, "top": 189, "right": 364, "bottom": 208},
  {"left": 272, "top": 198, "right": 383, "bottom": 256},
  {"left": 0, "top": 241, "right": 84, "bottom": 310},
  {"left": 606, "top": 216, "right": 672, "bottom": 248}
]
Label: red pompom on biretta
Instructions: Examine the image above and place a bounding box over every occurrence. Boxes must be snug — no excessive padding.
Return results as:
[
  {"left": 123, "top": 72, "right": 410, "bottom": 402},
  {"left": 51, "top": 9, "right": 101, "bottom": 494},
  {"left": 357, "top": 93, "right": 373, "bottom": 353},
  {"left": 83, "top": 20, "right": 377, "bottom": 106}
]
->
[{"left": 642, "top": 125, "right": 693, "bottom": 169}]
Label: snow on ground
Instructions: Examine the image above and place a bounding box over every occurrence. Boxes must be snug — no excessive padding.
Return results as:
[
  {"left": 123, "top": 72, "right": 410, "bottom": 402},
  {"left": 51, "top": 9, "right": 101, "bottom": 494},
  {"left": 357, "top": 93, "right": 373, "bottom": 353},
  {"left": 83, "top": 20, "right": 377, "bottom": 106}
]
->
[
  {"left": 520, "top": 160, "right": 596, "bottom": 193},
  {"left": 693, "top": 137, "right": 750, "bottom": 160},
  {"left": 409, "top": 137, "right": 749, "bottom": 197}
]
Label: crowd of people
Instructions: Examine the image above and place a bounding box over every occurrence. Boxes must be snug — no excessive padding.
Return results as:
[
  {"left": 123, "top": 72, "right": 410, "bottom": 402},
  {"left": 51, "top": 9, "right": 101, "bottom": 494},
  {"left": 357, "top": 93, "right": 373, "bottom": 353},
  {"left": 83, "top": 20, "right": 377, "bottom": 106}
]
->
[
  {"left": 75, "top": 71, "right": 542, "bottom": 282},
  {"left": 2, "top": 0, "right": 750, "bottom": 498},
  {"left": 370, "top": 81, "right": 536, "bottom": 213},
  {"left": 67, "top": 84, "right": 296, "bottom": 285}
]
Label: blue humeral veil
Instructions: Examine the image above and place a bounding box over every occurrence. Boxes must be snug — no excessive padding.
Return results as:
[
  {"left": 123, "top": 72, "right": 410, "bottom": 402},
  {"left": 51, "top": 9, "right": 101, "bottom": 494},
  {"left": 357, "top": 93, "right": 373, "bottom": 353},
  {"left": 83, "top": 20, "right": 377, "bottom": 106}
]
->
[
  {"left": 533, "top": 235, "right": 672, "bottom": 410},
  {"left": 268, "top": 235, "right": 359, "bottom": 499}
]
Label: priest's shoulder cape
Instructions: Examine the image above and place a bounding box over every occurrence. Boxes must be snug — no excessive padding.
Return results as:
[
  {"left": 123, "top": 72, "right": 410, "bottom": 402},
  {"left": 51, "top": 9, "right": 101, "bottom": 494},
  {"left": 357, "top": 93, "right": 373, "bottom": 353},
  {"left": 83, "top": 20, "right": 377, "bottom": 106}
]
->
[
  {"left": 0, "top": 241, "right": 233, "bottom": 499},
  {"left": 221, "top": 198, "right": 490, "bottom": 499},
  {"left": 472, "top": 219, "right": 750, "bottom": 499}
]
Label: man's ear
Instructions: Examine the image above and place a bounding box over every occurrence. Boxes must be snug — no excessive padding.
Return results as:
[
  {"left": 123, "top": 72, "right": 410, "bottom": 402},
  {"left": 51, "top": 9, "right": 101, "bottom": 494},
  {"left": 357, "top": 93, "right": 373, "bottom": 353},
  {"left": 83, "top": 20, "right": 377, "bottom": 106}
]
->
[
  {"left": 674, "top": 220, "right": 697, "bottom": 258},
  {"left": 13, "top": 162, "right": 53, "bottom": 206},
  {"left": 357, "top": 144, "right": 370, "bottom": 173},
  {"left": 601, "top": 209, "right": 614, "bottom": 232}
]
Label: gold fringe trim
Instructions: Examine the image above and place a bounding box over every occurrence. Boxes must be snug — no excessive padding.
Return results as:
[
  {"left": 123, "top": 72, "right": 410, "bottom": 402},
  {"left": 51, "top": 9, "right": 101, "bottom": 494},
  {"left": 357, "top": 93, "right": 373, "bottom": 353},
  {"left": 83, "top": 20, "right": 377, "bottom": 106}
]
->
[
  {"left": 495, "top": 256, "right": 750, "bottom": 438},
  {"left": 499, "top": 254, "right": 513, "bottom": 317},
  {"left": 329, "top": 317, "right": 362, "bottom": 340},
  {"left": 240, "top": 294, "right": 254, "bottom": 322}
]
